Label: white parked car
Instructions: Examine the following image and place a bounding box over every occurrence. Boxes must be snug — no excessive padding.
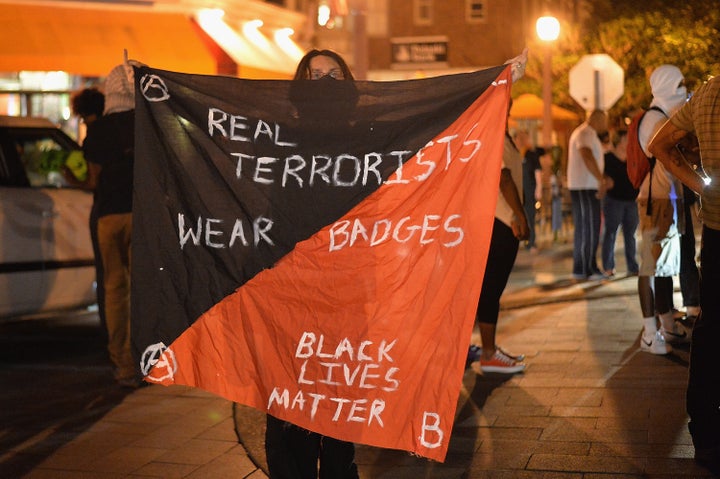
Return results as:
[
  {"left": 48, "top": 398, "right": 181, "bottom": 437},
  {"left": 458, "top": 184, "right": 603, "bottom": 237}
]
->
[{"left": 0, "top": 115, "right": 96, "bottom": 319}]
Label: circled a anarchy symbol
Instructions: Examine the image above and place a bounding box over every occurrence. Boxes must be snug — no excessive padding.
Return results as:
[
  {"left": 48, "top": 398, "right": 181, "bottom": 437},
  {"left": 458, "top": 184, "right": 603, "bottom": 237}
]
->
[
  {"left": 140, "top": 74, "right": 170, "bottom": 103},
  {"left": 141, "top": 342, "right": 177, "bottom": 383}
]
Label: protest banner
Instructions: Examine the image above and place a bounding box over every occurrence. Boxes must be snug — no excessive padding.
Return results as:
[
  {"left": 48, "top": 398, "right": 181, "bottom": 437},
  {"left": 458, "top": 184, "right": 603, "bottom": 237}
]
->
[{"left": 132, "top": 64, "right": 511, "bottom": 461}]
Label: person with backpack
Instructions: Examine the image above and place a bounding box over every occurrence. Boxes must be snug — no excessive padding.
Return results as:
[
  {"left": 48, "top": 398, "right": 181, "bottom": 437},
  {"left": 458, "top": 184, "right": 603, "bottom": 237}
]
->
[
  {"left": 633, "top": 64, "right": 691, "bottom": 355},
  {"left": 649, "top": 74, "right": 720, "bottom": 476},
  {"left": 628, "top": 110, "right": 701, "bottom": 326}
]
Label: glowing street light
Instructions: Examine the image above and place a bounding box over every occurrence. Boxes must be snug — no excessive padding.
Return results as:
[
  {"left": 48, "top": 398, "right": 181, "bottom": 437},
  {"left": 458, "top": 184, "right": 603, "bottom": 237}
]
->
[
  {"left": 536, "top": 15, "right": 560, "bottom": 148},
  {"left": 536, "top": 16, "right": 560, "bottom": 42}
]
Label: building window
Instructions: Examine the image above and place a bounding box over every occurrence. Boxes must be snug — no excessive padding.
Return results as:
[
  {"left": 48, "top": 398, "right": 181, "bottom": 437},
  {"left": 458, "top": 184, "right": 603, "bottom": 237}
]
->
[
  {"left": 414, "top": 0, "right": 433, "bottom": 26},
  {"left": 466, "top": 0, "right": 487, "bottom": 23},
  {"left": 366, "top": 0, "right": 388, "bottom": 37}
]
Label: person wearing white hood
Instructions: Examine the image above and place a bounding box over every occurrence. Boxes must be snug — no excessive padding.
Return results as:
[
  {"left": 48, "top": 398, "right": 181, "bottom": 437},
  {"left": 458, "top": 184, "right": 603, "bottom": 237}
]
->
[
  {"left": 635, "top": 64, "right": 691, "bottom": 355},
  {"left": 80, "top": 63, "right": 137, "bottom": 386}
]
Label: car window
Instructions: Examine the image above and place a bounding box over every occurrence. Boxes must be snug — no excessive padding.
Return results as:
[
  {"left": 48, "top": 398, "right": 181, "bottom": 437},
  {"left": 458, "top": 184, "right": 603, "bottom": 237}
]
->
[
  {"left": 3, "top": 129, "right": 86, "bottom": 188},
  {"left": 0, "top": 145, "right": 13, "bottom": 183},
  {"left": 19, "top": 135, "right": 70, "bottom": 187},
  {"left": 0, "top": 134, "right": 31, "bottom": 187}
]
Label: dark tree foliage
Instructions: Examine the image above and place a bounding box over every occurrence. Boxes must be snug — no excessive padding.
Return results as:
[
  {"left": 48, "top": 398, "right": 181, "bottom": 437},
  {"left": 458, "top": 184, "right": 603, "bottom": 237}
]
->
[{"left": 517, "top": 0, "right": 720, "bottom": 128}]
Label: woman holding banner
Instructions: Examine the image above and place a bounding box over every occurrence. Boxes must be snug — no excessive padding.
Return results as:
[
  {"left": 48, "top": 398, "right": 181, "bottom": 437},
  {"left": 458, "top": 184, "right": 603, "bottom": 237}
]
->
[
  {"left": 263, "top": 50, "right": 361, "bottom": 479},
  {"left": 264, "top": 48, "right": 529, "bottom": 478}
]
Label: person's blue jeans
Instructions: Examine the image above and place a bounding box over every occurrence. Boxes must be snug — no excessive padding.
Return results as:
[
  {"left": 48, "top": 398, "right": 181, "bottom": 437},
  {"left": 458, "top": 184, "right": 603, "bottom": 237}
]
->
[
  {"left": 601, "top": 196, "right": 639, "bottom": 274},
  {"left": 551, "top": 196, "right": 563, "bottom": 233},
  {"left": 570, "top": 189, "right": 601, "bottom": 278}
]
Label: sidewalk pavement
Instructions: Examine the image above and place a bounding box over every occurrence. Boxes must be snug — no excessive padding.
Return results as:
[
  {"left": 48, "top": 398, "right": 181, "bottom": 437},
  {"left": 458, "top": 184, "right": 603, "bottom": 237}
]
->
[{"left": 15, "top": 238, "right": 717, "bottom": 478}]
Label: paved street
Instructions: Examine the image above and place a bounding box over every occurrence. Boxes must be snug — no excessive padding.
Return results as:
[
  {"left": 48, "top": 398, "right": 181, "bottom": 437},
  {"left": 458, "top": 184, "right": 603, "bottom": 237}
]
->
[{"left": 2, "top": 233, "right": 716, "bottom": 478}]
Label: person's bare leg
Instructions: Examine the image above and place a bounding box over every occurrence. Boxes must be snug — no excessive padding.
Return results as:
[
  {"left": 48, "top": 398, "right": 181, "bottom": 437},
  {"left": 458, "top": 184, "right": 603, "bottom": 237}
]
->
[
  {"left": 638, "top": 275, "right": 655, "bottom": 318},
  {"left": 479, "top": 322, "right": 496, "bottom": 361}
]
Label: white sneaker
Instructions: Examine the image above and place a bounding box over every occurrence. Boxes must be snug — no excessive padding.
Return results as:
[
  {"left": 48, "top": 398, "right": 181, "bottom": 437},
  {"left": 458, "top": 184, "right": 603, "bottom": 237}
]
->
[
  {"left": 640, "top": 330, "right": 672, "bottom": 355},
  {"left": 661, "top": 321, "right": 691, "bottom": 344}
]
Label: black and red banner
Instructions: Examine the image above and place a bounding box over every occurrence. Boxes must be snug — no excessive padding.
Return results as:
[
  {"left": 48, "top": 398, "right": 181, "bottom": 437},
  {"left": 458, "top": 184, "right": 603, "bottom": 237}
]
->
[{"left": 131, "top": 64, "right": 511, "bottom": 461}]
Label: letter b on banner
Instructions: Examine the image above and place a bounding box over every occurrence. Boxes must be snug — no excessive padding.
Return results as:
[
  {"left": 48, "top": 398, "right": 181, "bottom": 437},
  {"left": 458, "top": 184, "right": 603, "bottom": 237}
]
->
[{"left": 419, "top": 412, "right": 444, "bottom": 448}]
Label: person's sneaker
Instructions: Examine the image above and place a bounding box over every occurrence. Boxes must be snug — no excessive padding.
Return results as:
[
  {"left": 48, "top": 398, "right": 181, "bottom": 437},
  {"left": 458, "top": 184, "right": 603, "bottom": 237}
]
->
[
  {"left": 467, "top": 345, "right": 525, "bottom": 362},
  {"left": 661, "top": 321, "right": 691, "bottom": 344},
  {"left": 497, "top": 346, "right": 525, "bottom": 362},
  {"left": 588, "top": 272, "right": 608, "bottom": 281},
  {"left": 684, "top": 307, "right": 701, "bottom": 325},
  {"left": 640, "top": 330, "right": 672, "bottom": 355},
  {"left": 466, "top": 345, "right": 482, "bottom": 368},
  {"left": 479, "top": 350, "right": 526, "bottom": 374}
]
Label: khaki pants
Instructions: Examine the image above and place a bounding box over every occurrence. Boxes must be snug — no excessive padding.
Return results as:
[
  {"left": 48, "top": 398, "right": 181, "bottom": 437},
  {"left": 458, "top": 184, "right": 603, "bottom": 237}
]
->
[{"left": 98, "top": 213, "right": 134, "bottom": 380}]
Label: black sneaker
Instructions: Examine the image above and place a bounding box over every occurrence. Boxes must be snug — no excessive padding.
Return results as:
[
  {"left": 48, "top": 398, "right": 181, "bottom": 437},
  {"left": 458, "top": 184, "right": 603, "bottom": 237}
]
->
[
  {"left": 466, "top": 345, "right": 482, "bottom": 368},
  {"left": 661, "top": 321, "right": 691, "bottom": 344}
]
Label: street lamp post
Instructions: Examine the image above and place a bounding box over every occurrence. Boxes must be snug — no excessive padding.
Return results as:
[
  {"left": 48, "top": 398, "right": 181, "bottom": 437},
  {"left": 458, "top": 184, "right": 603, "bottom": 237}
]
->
[
  {"left": 536, "top": 15, "right": 560, "bottom": 148},
  {"left": 349, "top": 0, "right": 368, "bottom": 80}
]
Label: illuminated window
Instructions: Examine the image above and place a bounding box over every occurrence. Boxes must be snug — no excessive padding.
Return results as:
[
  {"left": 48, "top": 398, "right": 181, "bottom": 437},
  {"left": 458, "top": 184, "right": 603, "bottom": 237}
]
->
[
  {"left": 466, "top": 0, "right": 487, "bottom": 23},
  {"left": 317, "top": 0, "right": 346, "bottom": 29},
  {"left": 414, "top": 0, "right": 432, "bottom": 26},
  {"left": 318, "top": 1, "right": 331, "bottom": 26}
]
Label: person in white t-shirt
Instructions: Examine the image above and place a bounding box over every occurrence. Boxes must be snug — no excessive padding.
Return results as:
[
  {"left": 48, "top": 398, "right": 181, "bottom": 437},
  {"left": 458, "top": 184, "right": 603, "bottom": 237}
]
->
[{"left": 567, "top": 109, "right": 608, "bottom": 280}]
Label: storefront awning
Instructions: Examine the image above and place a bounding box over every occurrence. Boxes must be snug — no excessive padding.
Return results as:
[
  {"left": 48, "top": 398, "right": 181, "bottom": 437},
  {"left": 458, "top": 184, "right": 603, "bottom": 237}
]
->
[
  {"left": 0, "top": 3, "right": 217, "bottom": 76},
  {"left": 194, "top": 10, "right": 303, "bottom": 80},
  {"left": 510, "top": 93, "right": 580, "bottom": 121}
]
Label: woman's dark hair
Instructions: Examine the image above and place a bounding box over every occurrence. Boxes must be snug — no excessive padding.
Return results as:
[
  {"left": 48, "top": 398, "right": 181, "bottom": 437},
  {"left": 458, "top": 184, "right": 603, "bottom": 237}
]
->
[
  {"left": 71, "top": 87, "right": 105, "bottom": 118},
  {"left": 293, "top": 49, "right": 355, "bottom": 81},
  {"left": 611, "top": 128, "right": 628, "bottom": 147}
]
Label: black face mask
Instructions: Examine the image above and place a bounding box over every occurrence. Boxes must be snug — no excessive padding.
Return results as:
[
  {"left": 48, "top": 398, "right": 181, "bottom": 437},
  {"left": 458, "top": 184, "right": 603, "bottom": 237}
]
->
[{"left": 289, "top": 77, "right": 359, "bottom": 126}]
